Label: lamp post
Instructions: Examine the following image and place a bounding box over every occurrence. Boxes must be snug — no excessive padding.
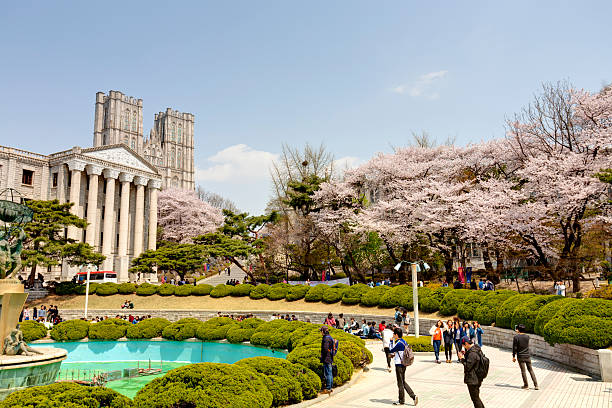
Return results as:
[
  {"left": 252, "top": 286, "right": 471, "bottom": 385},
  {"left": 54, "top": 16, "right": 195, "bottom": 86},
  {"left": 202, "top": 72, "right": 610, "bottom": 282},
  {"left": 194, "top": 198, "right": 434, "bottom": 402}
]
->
[
  {"left": 84, "top": 264, "right": 92, "bottom": 319},
  {"left": 395, "top": 260, "right": 430, "bottom": 339}
]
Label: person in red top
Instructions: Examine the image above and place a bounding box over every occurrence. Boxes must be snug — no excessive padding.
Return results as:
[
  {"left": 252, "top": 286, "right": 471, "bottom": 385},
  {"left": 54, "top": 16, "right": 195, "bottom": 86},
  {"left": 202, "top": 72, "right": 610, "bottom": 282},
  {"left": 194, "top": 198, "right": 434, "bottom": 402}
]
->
[
  {"left": 429, "top": 320, "right": 444, "bottom": 364},
  {"left": 379, "top": 321, "right": 386, "bottom": 332}
]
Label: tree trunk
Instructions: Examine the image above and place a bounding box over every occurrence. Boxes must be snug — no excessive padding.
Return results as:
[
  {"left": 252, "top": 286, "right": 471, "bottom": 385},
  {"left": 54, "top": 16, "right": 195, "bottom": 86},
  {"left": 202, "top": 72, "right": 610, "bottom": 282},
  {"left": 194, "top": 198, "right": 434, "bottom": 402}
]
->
[
  {"left": 494, "top": 248, "right": 504, "bottom": 282},
  {"left": 482, "top": 245, "right": 494, "bottom": 275}
]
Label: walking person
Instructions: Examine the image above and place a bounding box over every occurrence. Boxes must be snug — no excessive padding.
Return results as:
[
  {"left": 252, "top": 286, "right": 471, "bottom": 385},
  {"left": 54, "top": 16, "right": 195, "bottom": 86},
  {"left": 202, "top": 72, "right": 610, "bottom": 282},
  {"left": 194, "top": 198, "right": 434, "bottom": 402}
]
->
[
  {"left": 443, "top": 319, "right": 454, "bottom": 363},
  {"left": 458, "top": 337, "right": 485, "bottom": 408},
  {"left": 381, "top": 324, "right": 394, "bottom": 372},
  {"left": 401, "top": 310, "right": 410, "bottom": 334},
  {"left": 319, "top": 326, "right": 335, "bottom": 394},
  {"left": 389, "top": 328, "right": 419, "bottom": 406},
  {"left": 513, "top": 324, "right": 539, "bottom": 390},
  {"left": 428, "top": 320, "right": 443, "bottom": 364}
]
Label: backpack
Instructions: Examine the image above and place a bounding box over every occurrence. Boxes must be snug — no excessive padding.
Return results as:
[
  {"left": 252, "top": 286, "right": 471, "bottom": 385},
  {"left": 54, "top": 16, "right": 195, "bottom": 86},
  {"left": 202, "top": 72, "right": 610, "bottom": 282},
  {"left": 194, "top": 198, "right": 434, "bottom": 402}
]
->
[
  {"left": 401, "top": 341, "right": 414, "bottom": 366},
  {"left": 475, "top": 349, "right": 490, "bottom": 381},
  {"left": 395, "top": 311, "right": 402, "bottom": 324}
]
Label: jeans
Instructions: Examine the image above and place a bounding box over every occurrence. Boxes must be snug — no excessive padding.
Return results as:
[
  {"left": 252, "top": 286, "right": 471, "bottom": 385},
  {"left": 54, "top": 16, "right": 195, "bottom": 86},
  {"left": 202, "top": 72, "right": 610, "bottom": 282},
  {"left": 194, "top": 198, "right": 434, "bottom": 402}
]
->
[
  {"left": 433, "top": 339, "right": 441, "bottom": 361},
  {"left": 455, "top": 340, "right": 462, "bottom": 360},
  {"left": 444, "top": 341, "right": 453, "bottom": 360},
  {"left": 323, "top": 363, "right": 333, "bottom": 390},
  {"left": 518, "top": 359, "right": 538, "bottom": 387},
  {"left": 467, "top": 383, "right": 485, "bottom": 408},
  {"left": 395, "top": 365, "right": 416, "bottom": 403}
]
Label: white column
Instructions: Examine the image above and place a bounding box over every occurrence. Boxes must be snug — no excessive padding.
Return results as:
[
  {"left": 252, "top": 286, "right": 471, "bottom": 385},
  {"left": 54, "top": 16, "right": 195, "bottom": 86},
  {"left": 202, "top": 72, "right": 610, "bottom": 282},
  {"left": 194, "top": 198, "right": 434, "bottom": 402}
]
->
[
  {"left": 67, "top": 160, "right": 86, "bottom": 241},
  {"left": 56, "top": 165, "right": 66, "bottom": 203},
  {"left": 85, "top": 165, "right": 103, "bottom": 247},
  {"left": 102, "top": 169, "right": 119, "bottom": 271},
  {"left": 148, "top": 180, "right": 161, "bottom": 251},
  {"left": 117, "top": 173, "right": 134, "bottom": 282},
  {"left": 132, "top": 176, "right": 148, "bottom": 258}
]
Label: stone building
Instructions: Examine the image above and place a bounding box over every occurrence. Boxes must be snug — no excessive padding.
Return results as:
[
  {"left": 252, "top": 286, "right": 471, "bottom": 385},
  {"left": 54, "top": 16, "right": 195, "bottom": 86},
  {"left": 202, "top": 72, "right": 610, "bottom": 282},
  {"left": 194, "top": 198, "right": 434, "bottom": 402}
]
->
[{"left": 0, "top": 90, "right": 196, "bottom": 282}]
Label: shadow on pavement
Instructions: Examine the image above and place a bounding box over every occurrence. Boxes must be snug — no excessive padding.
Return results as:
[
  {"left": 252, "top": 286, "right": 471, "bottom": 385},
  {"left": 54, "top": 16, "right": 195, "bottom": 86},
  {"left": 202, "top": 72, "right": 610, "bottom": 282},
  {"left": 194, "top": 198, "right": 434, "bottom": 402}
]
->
[
  {"left": 493, "top": 383, "right": 524, "bottom": 389},
  {"left": 370, "top": 398, "right": 397, "bottom": 404}
]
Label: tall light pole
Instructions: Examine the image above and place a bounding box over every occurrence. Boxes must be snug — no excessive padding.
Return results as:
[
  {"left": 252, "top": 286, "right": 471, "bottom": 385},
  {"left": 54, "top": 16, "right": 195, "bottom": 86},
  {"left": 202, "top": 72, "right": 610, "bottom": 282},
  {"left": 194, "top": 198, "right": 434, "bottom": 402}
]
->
[
  {"left": 84, "top": 264, "right": 92, "bottom": 319},
  {"left": 395, "top": 260, "right": 430, "bottom": 339}
]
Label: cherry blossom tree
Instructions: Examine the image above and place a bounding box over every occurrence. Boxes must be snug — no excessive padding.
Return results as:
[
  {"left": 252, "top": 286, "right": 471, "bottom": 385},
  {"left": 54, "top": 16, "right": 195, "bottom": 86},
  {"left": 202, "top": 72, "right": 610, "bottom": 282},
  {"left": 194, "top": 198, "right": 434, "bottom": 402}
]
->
[{"left": 158, "top": 188, "right": 224, "bottom": 243}]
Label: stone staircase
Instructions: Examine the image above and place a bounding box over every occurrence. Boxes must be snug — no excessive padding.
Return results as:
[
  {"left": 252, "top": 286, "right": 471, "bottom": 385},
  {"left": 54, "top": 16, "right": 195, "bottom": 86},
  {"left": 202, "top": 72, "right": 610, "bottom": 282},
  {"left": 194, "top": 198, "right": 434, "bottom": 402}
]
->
[{"left": 199, "top": 265, "right": 247, "bottom": 286}]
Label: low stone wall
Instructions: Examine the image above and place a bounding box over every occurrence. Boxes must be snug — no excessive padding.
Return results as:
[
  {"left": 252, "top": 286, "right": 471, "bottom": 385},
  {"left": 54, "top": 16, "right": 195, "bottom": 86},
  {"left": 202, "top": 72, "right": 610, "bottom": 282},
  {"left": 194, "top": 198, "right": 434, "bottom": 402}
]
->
[{"left": 59, "top": 309, "right": 603, "bottom": 379}]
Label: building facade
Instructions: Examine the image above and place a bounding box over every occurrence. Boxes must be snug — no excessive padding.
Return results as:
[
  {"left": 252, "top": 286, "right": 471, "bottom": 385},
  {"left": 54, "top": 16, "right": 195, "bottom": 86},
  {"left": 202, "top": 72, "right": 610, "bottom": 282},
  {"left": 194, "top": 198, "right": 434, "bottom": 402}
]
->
[{"left": 0, "top": 90, "right": 196, "bottom": 282}]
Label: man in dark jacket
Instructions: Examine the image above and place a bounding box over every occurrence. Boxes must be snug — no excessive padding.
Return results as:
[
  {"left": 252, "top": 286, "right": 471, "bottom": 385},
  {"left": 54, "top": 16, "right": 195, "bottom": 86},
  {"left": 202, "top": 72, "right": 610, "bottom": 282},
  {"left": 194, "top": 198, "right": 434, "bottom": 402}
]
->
[
  {"left": 513, "top": 324, "right": 539, "bottom": 390},
  {"left": 458, "top": 337, "right": 485, "bottom": 408},
  {"left": 320, "top": 326, "right": 334, "bottom": 394}
]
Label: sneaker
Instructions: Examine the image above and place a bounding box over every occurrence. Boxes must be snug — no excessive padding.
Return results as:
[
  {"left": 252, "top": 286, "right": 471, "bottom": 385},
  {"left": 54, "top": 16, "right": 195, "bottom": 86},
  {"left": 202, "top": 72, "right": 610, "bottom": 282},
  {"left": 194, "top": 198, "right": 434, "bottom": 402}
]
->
[
  {"left": 388, "top": 367, "right": 392, "bottom": 372},
  {"left": 521, "top": 385, "right": 529, "bottom": 390},
  {"left": 320, "top": 389, "right": 331, "bottom": 394},
  {"left": 392, "top": 402, "right": 404, "bottom": 406},
  {"left": 436, "top": 360, "right": 441, "bottom": 364},
  {"left": 534, "top": 386, "right": 539, "bottom": 390},
  {"left": 413, "top": 396, "right": 419, "bottom": 405}
]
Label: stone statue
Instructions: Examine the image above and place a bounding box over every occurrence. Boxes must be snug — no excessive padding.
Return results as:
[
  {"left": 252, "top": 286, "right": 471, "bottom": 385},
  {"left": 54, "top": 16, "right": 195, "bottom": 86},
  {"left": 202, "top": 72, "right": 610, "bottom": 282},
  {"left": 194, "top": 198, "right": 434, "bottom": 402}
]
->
[
  {"left": 0, "top": 229, "right": 25, "bottom": 279},
  {"left": 0, "top": 189, "right": 32, "bottom": 279},
  {"left": 3, "top": 325, "right": 43, "bottom": 356}
]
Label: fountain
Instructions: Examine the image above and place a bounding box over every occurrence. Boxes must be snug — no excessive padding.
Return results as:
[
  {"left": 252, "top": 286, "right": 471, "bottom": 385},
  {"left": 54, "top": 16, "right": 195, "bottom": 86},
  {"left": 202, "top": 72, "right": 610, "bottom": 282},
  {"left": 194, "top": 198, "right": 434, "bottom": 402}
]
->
[{"left": 0, "top": 189, "right": 67, "bottom": 400}]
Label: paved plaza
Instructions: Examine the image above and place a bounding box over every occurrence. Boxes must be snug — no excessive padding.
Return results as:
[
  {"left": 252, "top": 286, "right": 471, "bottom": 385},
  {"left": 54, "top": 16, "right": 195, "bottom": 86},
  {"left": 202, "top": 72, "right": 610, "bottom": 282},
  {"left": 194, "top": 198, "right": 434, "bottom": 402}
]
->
[{"left": 313, "top": 342, "right": 611, "bottom": 408}]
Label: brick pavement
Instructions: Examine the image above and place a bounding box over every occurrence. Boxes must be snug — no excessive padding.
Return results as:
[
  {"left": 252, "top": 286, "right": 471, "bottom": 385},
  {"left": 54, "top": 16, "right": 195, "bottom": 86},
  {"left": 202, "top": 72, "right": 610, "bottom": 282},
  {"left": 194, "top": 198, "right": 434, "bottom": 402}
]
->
[{"left": 312, "top": 342, "right": 611, "bottom": 408}]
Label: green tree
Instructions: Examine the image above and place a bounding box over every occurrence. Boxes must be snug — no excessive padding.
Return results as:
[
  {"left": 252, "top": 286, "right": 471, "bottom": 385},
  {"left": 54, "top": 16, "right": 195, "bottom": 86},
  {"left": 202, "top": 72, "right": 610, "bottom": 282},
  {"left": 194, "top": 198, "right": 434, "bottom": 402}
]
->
[
  {"left": 130, "top": 242, "right": 207, "bottom": 281},
  {"left": 21, "top": 200, "right": 104, "bottom": 283},
  {"left": 194, "top": 210, "right": 278, "bottom": 281}
]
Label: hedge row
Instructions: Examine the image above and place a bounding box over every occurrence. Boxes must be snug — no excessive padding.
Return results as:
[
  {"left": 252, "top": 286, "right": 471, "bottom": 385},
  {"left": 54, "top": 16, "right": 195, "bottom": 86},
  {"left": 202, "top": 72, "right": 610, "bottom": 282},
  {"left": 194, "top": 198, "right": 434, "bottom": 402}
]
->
[{"left": 20, "top": 318, "right": 374, "bottom": 408}]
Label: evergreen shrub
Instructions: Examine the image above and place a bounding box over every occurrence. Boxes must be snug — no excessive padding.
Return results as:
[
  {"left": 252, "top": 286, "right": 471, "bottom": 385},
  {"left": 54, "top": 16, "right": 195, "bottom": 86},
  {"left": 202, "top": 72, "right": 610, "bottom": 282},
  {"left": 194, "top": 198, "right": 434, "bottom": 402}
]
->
[
  {"left": 286, "top": 285, "right": 310, "bottom": 301},
  {"left": 250, "top": 284, "right": 270, "bottom": 300},
  {"left": 135, "top": 283, "right": 157, "bottom": 296},
  {"left": 192, "top": 284, "right": 213, "bottom": 296},
  {"left": 95, "top": 282, "right": 119, "bottom": 296},
  {"left": 157, "top": 283, "right": 176, "bottom": 296},
  {"left": 20, "top": 320, "right": 47, "bottom": 342},
  {"left": 126, "top": 318, "right": 171, "bottom": 339},
  {"left": 88, "top": 318, "right": 130, "bottom": 340},
  {"left": 1, "top": 382, "right": 133, "bottom": 408},
  {"left": 50, "top": 319, "right": 90, "bottom": 341}
]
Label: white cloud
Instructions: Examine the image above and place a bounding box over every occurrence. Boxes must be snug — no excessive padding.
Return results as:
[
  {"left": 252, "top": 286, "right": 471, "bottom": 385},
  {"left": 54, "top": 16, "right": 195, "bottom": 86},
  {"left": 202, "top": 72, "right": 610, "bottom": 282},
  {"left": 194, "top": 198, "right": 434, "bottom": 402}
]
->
[
  {"left": 333, "top": 156, "right": 361, "bottom": 171},
  {"left": 195, "top": 144, "right": 278, "bottom": 183},
  {"left": 392, "top": 70, "right": 448, "bottom": 99}
]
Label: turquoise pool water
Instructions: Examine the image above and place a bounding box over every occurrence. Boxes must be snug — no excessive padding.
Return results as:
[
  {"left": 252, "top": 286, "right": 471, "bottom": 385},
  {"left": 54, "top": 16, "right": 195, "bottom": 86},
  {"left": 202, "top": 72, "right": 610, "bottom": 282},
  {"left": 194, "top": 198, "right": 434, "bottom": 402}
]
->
[
  {"left": 30, "top": 340, "right": 286, "bottom": 398},
  {"left": 31, "top": 340, "right": 285, "bottom": 364}
]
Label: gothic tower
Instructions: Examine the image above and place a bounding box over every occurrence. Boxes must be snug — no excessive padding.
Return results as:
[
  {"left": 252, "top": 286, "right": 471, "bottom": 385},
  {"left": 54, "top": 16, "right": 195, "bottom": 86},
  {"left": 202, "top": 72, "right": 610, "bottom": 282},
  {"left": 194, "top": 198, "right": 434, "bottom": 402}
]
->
[{"left": 93, "top": 91, "right": 144, "bottom": 152}]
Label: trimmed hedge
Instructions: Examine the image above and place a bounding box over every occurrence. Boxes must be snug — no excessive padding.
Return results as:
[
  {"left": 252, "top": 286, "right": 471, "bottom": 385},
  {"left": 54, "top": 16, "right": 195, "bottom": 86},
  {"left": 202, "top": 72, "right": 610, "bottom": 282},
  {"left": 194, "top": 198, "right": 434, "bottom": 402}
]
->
[
  {"left": 495, "top": 294, "right": 536, "bottom": 329},
  {"left": 196, "top": 317, "right": 238, "bottom": 341},
  {"left": 473, "top": 290, "right": 516, "bottom": 325},
  {"left": 21, "top": 320, "right": 47, "bottom": 342},
  {"left": 192, "top": 284, "right": 213, "bottom": 296},
  {"left": 174, "top": 285, "right": 193, "bottom": 296},
  {"left": 157, "top": 283, "right": 176, "bottom": 296},
  {"left": 542, "top": 298, "right": 612, "bottom": 349},
  {"left": 95, "top": 282, "right": 119, "bottom": 296},
  {"left": 404, "top": 335, "right": 445, "bottom": 352},
  {"left": 511, "top": 295, "right": 562, "bottom": 333},
  {"left": 133, "top": 363, "right": 273, "bottom": 408},
  {"left": 360, "top": 285, "right": 391, "bottom": 307},
  {"left": 135, "top": 283, "right": 157, "bottom": 296},
  {"left": 457, "top": 291, "right": 487, "bottom": 320},
  {"left": 236, "top": 357, "right": 319, "bottom": 405},
  {"left": 439, "top": 289, "right": 471, "bottom": 316},
  {"left": 250, "top": 284, "right": 270, "bottom": 300},
  {"left": 54, "top": 282, "right": 80, "bottom": 295},
  {"left": 379, "top": 285, "right": 414, "bottom": 310},
  {"left": 161, "top": 318, "right": 204, "bottom": 341},
  {"left": 322, "top": 286, "right": 346, "bottom": 304},
  {"left": 341, "top": 283, "right": 369, "bottom": 305},
  {"left": 251, "top": 320, "right": 308, "bottom": 349},
  {"left": 50, "top": 319, "right": 90, "bottom": 341},
  {"left": 286, "top": 344, "right": 353, "bottom": 386},
  {"left": 88, "top": 318, "right": 130, "bottom": 340},
  {"left": 210, "top": 284, "right": 232, "bottom": 298},
  {"left": 126, "top": 318, "right": 171, "bottom": 339},
  {"left": 286, "top": 285, "right": 310, "bottom": 301},
  {"left": 74, "top": 283, "right": 99, "bottom": 295},
  {"left": 0, "top": 382, "right": 133, "bottom": 408},
  {"left": 231, "top": 284, "right": 254, "bottom": 297},
  {"left": 267, "top": 283, "right": 289, "bottom": 301},
  {"left": 534, "top": 297, "right": 577, "bottom": 336},
  {"left": 421, "top": 287, "right": 452, "bottom": 313},
  {"left": 226, "top": 318, "right": 265, "bottom": 343},
  {"left": 117, "top": 282, "right": 137, "bottom": 294},
  {"left": 304, "top": 284, "right": 327, "bottom": 302}
]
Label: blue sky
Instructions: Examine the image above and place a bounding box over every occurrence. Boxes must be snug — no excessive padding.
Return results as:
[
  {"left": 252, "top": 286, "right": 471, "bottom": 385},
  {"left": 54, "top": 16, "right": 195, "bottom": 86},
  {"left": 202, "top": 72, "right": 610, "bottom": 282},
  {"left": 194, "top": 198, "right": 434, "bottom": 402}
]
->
[{"left": 1, "top": 1, "right": 610, "bottom": 214}]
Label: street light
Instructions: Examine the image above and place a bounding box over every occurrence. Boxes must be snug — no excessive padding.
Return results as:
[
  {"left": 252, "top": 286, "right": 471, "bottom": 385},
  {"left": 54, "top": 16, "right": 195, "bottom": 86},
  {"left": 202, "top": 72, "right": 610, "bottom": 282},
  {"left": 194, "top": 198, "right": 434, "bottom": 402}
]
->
[
  {"left": 83, "top": 263, "right": 96, "bottom": 320},
  {"left": 394, "top": 260, "right": 430, "bottom": 338}
]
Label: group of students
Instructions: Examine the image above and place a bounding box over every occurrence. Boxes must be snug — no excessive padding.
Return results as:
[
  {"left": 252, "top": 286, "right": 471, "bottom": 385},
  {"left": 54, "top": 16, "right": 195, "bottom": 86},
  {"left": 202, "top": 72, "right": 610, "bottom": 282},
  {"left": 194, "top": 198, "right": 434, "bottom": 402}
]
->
[
  {"left": 429, "top": 319, "right": 484, "bottom": 364},
  {"left": 19, "top": 305, "right": 61, "bottom": 327}
]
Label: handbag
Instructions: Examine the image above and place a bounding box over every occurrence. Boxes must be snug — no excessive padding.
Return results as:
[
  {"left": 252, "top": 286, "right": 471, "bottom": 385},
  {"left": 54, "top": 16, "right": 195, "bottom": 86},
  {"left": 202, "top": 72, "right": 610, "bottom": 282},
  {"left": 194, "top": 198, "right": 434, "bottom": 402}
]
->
[{"left": 332, "top": 364, "right": 338, "bottom": 377}]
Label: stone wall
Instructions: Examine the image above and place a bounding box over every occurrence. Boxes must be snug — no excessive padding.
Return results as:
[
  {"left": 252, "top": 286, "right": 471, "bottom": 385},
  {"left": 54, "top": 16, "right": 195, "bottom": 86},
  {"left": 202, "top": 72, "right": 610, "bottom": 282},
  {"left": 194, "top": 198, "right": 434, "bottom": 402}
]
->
[{"left": 59, "top": 309, "right": 602, "bottom": 378}]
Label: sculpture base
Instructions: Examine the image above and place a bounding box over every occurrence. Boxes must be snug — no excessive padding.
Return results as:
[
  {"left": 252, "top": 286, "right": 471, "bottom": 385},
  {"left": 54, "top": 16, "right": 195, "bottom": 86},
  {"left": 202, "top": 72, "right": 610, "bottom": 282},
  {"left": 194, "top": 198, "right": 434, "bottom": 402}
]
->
[{"left": 0, "top": 347, "right": 67, "bottom": 400}]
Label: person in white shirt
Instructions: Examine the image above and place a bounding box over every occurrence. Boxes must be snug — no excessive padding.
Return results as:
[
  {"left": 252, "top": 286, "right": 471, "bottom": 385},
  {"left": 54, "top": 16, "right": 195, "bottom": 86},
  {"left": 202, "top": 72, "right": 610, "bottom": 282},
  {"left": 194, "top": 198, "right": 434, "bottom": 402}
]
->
[{"left": 382, "top": 326, "right": 395, "bottom": 372}]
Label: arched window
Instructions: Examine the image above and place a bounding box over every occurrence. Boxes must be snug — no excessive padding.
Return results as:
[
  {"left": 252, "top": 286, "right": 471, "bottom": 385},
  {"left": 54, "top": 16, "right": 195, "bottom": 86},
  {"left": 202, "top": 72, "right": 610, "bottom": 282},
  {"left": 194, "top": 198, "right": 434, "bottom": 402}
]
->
[
  {"left": 132, "top": 112, "right": 137, "bottom": 132},
  {"left": 177, "top": 150, "right": 182, "bottom": 168},
  {"left": 171, "top": 150, "right": 176, "bottom": 168},
  {"left": 178, "top": 125, "right": 182, "bottom": 143},
  {"left": 131, "top": 139, "right": 135, "bottom": 150},
  {"left": 124, "top": 111, "right": 129, "bottom": 130}
]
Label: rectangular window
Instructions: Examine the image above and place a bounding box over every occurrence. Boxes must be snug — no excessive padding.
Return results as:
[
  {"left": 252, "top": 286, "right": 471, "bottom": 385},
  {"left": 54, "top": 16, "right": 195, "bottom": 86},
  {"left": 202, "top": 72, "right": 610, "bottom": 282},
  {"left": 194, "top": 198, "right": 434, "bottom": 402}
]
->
[
  {"left": 116, "top": 234, "right": 120, "bottom": 248},
  {"left": 100, "top": 231, "right": 104, "bottom": 244},
  {"left": 101, "top": 205, "right": 105, "bottom": 220},
  {"left": 22, "top": 169, "right": 33, "bottom": 185},
  {"left": 103, "top": 180, "right": 107, "bottom": 194},
  {"left": 117, "top": 208, "right": 120, "bottom": 222},
  {"left": 52, "top": 173, "right": 58, "bottom": 187},
  {"left": 86, "top": 178, "right": 90, "bottom": 190},
  {"left": 67, "top": 172, "right": 72, "bottom": 187}
]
